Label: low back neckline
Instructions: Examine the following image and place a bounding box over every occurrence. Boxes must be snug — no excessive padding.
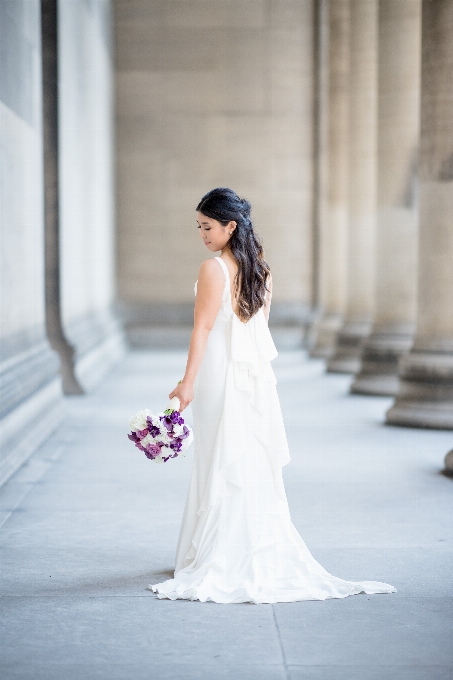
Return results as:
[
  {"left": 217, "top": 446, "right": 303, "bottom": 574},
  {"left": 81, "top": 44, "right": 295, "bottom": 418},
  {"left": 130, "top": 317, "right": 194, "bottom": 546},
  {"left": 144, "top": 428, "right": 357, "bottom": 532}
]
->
[{"left": 214, "top": 256, "right": 244, "bottom": 323}]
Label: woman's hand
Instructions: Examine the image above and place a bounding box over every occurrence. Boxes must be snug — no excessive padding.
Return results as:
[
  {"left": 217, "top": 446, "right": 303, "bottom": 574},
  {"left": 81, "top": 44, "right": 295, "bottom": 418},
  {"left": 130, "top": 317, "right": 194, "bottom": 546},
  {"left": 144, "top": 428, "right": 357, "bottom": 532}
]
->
[{"left": 169, "top": 381, "right": 194, "bottom": 412}]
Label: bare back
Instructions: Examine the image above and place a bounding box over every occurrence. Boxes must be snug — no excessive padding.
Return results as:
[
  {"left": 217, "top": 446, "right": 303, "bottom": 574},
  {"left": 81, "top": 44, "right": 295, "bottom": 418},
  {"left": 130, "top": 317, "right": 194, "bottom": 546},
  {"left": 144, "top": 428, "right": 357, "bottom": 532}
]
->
[
  {"left": 219, "top": 253, "right": 240, "bottom": 317},
  {"left": 219, "top": 252, "right": 272, "bottom": 322}
]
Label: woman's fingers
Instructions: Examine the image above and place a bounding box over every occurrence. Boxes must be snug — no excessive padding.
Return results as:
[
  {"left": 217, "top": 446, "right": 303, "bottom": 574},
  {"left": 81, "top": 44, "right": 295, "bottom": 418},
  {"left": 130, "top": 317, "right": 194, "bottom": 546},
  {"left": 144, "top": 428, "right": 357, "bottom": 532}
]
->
[
  {"left": 167, "top": 384, "right": 194, "bottom": 412},
  {"left": 179, "top": 397, "right": 190, "bottom": 412}
]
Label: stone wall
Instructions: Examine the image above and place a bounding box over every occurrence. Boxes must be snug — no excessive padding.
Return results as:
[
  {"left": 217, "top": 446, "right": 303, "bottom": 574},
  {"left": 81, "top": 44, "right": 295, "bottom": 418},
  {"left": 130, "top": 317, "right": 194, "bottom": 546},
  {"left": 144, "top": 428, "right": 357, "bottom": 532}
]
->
[
  {"left": 115, "top": 0, "right": 314, "bottom": 333},
  {"left": 0, "top": 0, "right": 123, "bottom": 486},
  {"left": 0, "top": 0, "right": 62, "bottom": 486}
]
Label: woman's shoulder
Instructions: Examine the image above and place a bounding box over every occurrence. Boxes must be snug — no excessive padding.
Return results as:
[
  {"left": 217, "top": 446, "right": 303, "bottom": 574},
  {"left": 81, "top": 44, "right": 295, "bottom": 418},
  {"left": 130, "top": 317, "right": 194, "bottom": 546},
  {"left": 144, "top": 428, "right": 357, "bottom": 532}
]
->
[{"left": 198, "top": 257, "right": 224, "bottom": 279}]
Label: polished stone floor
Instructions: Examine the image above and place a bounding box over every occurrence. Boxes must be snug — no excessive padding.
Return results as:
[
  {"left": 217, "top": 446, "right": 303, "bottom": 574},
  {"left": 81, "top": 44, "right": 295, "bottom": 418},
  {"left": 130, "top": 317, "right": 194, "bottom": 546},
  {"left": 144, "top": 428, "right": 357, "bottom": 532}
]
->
[{"left": 1, "top": 350, "right": 452, "bottom": 680}]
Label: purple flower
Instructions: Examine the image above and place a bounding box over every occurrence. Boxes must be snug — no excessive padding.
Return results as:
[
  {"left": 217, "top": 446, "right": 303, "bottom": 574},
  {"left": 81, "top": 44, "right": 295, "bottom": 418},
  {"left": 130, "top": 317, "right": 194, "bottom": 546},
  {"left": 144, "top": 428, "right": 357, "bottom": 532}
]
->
[
  {"left": 170, "top": 439, "right": 182, "bottom": 453},
  {"left": 149, "top": 425, "right": 161, "bottom": 438},
  {"left": 143, "top": 443, "right": 161, "bottom": 460},
  {"left": 178, "top": 426, "right": 190, "bottom": 441},
  {"left": 160, "top": 415, "right": 174, "bottom": 432},
  {"left": 161, "top": 410, "right": 184, "bottom": 432},
  {"left": 128, "top": 408, "right": 192, "bottom": 463},
  {"left": 146, "top": 417, "right": 161, "bottom": 438}
]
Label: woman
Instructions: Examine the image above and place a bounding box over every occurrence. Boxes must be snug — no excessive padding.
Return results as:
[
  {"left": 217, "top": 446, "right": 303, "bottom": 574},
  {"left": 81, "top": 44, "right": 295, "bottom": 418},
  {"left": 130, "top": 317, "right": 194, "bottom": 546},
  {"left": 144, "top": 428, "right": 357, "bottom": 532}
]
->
[{"left": 150, "top": 187, "right": 395, "bottom": 604}]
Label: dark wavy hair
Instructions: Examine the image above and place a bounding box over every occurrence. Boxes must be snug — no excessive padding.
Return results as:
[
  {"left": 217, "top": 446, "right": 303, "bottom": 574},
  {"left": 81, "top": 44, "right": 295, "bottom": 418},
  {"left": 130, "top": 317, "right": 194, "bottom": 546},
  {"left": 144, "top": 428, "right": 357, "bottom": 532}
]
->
[{"left": 196, "top": 188, "right": 270, "bottom": 322}]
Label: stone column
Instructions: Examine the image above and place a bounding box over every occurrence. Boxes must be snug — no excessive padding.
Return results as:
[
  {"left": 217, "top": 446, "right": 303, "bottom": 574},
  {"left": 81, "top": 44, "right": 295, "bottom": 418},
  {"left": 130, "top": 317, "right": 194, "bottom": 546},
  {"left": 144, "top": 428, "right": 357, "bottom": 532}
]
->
[
  {"left": 307, "top": 0, "right": 330, "bottom": 353},
  {"left": 310, "top": 0, "right": 350, "bottom": 358},
  {"left": 445, "top": 450, "right": 453, "bottom": 476},
  {"left": 58, "top": 0, "right": 125, "bottom": 390},
  {"left": 327, "top": 0, "right": 378, "bottom": 373},
  {"left": 0, "top": 0, "right": 63, "bottom": 486},
  {"left": 309, "top": 0, "right": 327, "bottom": 320},
  {"left": 352, "top": 0, "right": 421, "bottom": 396},
  {"left": 387, "top": 0, "right": 453, "bottom": 429},
  {"left": 42, "top": 0, "right": 83, "bottom": 395}
]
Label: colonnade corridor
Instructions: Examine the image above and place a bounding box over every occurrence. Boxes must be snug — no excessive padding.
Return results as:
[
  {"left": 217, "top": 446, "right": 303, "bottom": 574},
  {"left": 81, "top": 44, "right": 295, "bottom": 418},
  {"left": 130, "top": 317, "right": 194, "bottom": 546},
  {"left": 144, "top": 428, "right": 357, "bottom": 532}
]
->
[{"left": 1, "top": 349, "right": 452, "bottom": 680}]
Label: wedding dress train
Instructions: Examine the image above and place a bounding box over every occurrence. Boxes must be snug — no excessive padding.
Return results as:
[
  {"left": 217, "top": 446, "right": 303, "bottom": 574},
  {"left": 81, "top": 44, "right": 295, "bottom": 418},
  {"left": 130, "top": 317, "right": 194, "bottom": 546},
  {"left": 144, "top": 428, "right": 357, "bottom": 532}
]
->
[{"left": 150, "top": 257, "right": 396, "bottom": 604}]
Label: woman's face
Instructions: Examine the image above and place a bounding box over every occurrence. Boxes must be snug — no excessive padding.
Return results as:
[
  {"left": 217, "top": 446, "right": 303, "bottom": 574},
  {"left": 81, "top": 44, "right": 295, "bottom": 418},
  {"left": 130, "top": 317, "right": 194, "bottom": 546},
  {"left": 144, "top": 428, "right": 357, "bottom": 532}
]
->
[{"left": 197, "top": 212, "right": 236, "bottom": 252}]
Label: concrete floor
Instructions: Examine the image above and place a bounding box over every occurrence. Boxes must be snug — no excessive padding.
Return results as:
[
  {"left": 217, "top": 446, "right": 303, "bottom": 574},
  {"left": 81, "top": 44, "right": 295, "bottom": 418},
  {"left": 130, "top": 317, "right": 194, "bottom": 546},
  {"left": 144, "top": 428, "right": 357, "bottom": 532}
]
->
[{"left": 1, "top": 350, "right": 452, "bottom": 680}]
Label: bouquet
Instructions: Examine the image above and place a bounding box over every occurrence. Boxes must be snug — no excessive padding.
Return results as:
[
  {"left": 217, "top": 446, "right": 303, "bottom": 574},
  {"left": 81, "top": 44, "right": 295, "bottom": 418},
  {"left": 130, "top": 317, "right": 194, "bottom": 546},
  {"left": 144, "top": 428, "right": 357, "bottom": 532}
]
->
[{"left": 127, "top": 397, "right": 193, "bottom": 464}]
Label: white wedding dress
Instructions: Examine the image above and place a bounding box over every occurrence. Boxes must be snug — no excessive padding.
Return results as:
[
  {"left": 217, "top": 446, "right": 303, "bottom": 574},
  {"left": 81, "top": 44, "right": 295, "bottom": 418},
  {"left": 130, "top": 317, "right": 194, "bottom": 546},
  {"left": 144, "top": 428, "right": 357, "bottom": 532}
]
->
[{"left": 150, "top": 257, "right": 396, "bottom": 604}]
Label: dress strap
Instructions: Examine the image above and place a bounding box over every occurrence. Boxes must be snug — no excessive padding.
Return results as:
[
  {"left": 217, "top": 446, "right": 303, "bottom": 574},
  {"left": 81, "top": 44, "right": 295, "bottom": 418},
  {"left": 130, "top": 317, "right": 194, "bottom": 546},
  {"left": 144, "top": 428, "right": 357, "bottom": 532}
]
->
[
  {"left": 214, "top": 256, "right": 230, "bottom": 286},
  {"left": 214, "top": 256, "right": 232, "bottom": 309}
]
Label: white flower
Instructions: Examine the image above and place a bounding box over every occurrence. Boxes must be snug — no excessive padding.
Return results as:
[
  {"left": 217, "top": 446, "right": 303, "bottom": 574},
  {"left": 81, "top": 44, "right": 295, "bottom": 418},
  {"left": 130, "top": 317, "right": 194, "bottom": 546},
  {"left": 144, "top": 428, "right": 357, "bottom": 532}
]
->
[
  {"left": 129, "top": 409, "right": 152, "bottom": 432},
  {"left": 154, "top": 445, "right": 172, "bottom": 464},
  {"left": 149, "top": 414, "right": 162, "bottom": 428},
  {"left": 158, "top": 430, "right": 172, "bottom": 446},
  {"left": 140, "top": 433, "right": 153, "bottom": 448},
  {"left": 181, "top": 429, "right": 194, "bottom": 451},
  {"left": 173, "top": 423, "right": 184, "bottom": 437}
]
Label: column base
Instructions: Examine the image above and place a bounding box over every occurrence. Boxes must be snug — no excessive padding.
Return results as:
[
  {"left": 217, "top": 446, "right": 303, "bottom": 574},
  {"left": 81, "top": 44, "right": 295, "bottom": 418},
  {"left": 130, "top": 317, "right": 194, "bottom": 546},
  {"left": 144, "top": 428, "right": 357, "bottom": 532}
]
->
[
  {"left": 308, "top": 313, "right": 343, "bottom": 359},
  {"left": 444, "top": 450, "right": 453, "bottom": 476},
  {"left": 352, "top": 373, "right": 400, "bottom": 396},
  {"left": 0, "top": 379, "right": 64, "bottom": 487},
  {"left": 351, "top": 329, "right": 414, "bottom": 396},
  {"left": 386, "top": 350, "right": 453, "bottom": 430},
  {"left": 327, "top": 320, "right": 372, "bottom": 374},
  {"left": 65, "top": 308, "right": 126, "bottom": 392},
  {"left": 0, "top": 339, "right": 64, "bottom": 487}
]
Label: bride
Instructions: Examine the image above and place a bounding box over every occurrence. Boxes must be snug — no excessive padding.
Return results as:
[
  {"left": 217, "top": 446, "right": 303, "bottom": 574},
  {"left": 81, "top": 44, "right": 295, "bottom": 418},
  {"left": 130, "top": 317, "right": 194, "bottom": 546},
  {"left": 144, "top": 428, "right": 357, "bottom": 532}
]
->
[{"left": 150, "top": 187, "right": 395, "bottom": 604}]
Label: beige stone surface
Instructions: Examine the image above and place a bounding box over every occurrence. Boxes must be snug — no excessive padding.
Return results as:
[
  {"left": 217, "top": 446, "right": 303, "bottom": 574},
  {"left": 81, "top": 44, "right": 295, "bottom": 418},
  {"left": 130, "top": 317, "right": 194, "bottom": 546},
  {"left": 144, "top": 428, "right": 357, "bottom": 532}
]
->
[
  {"left": 369, "top": 0, "right": 421, "bottom": 330},
  {"left": 415, "top": 182, "right": 453, "bottom": 346},
  {"left": 310, "top": 0, "right": 350, "bottom": 356},
  {"left": 116, "top": 0, "right": 314, "bottom": 309},
  {"left": 415, "top": 0, "right": 453, "bottom": 350},
  {"left": 387, "top": 0, "right": 453, "bottom": 429},
  {"left": 307, "top": 0, "right": 329, "bottom": 355},
  {"left": 327, "top": 0, "right": 378, "bottom": 373},
  {"left": 323, "top": 0, "right": 349, "bottom": 318},
  {"left": 345, "top": 0, "right": 377, "bottom": 321},
  {"left": 352, "top": 0, "right": 421, "bottom": 396}
]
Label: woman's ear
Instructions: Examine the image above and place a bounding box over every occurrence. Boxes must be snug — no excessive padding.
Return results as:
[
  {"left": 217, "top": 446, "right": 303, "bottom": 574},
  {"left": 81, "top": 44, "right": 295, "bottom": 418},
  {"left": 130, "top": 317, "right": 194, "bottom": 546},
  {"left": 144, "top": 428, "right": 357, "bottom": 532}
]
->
[{"left": 229, "top": 221, "right": 237, "bottom": 233}]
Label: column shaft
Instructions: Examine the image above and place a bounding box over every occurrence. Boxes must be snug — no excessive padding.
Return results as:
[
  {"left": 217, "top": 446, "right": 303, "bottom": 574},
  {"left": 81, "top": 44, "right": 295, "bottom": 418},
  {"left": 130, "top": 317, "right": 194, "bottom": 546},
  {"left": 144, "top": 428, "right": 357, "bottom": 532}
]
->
[
  {"left": 41, "top": 0, "right": 83, "bottom": 395},
  {"left": 327, "top": 0, "right": 378, "bottom": 374},
  {"left": 310, "top": 0, "right": 350, "bottom": 358},
  {"left": 386, "top": 0, "right": 453, "bottom": 429},
  {"left": 308, "top": 0, "right": 329, "bottom": 338}
]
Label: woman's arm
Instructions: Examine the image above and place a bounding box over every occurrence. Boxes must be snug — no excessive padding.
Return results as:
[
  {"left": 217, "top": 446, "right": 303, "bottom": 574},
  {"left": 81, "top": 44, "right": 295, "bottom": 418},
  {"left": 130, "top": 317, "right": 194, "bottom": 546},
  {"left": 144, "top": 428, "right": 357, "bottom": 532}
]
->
[
  {"left": 263, "top": 273, "right": 273, "bottom": 323},
  {"left": 168, "top": 259, "right": 224, "bottom": 411}
]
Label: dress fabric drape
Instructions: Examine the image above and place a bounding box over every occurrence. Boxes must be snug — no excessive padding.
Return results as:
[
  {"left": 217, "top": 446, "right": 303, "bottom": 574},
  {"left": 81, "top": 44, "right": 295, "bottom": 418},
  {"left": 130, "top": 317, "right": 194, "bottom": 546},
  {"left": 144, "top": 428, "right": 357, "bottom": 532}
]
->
[{"left": 150, "top": 257, "right": 396, "bottom": 604}]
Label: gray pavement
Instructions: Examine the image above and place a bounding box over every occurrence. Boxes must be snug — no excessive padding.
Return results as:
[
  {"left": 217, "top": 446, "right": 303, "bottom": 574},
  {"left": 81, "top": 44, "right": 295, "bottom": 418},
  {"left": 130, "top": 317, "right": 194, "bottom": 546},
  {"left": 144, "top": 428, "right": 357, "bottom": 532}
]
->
[{"left": 1, "top": 350, "right": 452, "bottom": 680}]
